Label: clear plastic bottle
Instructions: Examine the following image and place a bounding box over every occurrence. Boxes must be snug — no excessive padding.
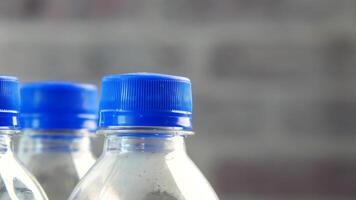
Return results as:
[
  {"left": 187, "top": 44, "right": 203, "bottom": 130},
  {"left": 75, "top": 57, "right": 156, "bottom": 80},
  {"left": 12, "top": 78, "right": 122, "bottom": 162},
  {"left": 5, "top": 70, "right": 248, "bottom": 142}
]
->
[
  {"left": 0, "top": 76, "right": 48, "bottom": 200},
  {"left": 16, "top": 82, "right": 97, "bottom": 200},
  {"left": 69, "top": 73, "right": 219, "bottom": 200}
]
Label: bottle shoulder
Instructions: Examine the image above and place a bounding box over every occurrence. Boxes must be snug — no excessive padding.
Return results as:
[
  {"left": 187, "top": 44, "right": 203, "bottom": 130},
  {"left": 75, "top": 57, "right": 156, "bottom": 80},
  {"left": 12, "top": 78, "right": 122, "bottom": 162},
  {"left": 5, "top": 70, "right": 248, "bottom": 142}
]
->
[
  {"left": 69, "top": 153, "right": 219, "bottom": 200},
  {"left": 16, "top": 150, "right": 96, "bottom": 200},
  {"left": 0, "top": 155, "right": 48, "bottom": 200},
  {"left": 17, "top": 151, "right": 96, "bottom": 178}
]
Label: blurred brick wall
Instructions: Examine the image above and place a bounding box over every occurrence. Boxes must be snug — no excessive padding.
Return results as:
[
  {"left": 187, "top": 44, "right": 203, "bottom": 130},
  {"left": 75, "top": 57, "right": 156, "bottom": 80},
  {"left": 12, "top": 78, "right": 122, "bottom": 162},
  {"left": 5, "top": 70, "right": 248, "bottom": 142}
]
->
[{"left": 1, "top": 0, "right": 356, "bottom": 199}]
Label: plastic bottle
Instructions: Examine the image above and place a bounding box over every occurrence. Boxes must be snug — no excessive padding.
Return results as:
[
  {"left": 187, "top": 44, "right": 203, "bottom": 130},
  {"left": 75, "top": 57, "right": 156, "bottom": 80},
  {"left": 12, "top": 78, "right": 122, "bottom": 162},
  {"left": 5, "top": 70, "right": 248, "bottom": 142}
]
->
[
  {"left": 69, "top": 73, "right": 219, "bottom": 200},
  {"left": 16, "top": 82, "right": 97, "bottom": 200},
  {"left": 0, "top": 76, "right": 48, "bottom": 200}
]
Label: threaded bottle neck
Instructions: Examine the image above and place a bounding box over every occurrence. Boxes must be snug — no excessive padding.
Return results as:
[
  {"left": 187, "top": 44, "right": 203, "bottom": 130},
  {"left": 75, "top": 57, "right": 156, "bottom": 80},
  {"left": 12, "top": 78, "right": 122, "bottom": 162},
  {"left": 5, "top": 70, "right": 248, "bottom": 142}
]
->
[
  {"left": 19, "top": 130, "right": 92, "bottom": 152},
  {"left": 102, "top": 128, "right": 187, "bottom": 154}
]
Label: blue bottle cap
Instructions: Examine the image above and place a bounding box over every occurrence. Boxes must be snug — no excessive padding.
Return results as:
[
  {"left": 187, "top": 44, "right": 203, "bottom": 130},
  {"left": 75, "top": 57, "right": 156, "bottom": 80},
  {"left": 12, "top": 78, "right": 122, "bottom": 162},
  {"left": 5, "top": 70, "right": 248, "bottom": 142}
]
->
[
  {"left": 99, "top": 73, "right": 193, "bottom": 130},
  {"left": 21, "top": 81, "right": 98, "bottom": 131},
  {"left": 0, "top": 76, "right": 20, "bottom": 128}
]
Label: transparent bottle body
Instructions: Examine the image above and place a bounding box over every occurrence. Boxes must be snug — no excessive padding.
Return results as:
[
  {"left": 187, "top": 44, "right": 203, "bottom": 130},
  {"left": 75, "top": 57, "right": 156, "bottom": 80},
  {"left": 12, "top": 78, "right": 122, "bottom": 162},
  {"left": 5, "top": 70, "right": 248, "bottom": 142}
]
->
[
  {"left": 0, "top": 131, "right": 48, "bottom": 200},
  {"left": 69, "top": 128, "right": 219, "bottom": 200},
  {"left": 16, "top": 130, "right": 96, "bottom": 200}
]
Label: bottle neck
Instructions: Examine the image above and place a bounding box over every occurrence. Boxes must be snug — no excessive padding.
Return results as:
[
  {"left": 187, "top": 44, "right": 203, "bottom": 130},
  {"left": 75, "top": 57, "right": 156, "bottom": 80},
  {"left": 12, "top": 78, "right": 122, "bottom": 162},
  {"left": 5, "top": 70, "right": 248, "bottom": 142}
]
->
[
  {"left": 20, "top": 129, "right": 92, "bottom": 152},
  {"left": 102, "top": 128, "right": 189, "bottom": 154},
  {"left": 0, "top": 132, "right": 14, "bottom": 155}
]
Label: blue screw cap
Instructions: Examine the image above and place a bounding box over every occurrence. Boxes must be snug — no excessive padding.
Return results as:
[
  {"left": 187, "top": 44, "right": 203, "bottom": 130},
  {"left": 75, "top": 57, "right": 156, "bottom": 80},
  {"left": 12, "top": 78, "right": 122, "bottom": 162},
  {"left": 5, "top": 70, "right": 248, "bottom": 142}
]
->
[
  {"left": 99, "top": 73, "right": 193, "bottom": 130},
  {"left": 0, "top": 76, "right": 20, "bottom": 128},
  {"left": 20, "top": 81, "right": 98, "bottom": 131}
]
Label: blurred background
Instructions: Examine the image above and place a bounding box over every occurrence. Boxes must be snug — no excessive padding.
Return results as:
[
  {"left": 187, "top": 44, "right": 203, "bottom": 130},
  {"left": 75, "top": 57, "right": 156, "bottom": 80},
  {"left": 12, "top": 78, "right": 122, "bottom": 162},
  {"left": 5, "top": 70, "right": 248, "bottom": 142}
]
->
[{"left": 1, "top": 0, "right": 356, "bottom": 199}]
